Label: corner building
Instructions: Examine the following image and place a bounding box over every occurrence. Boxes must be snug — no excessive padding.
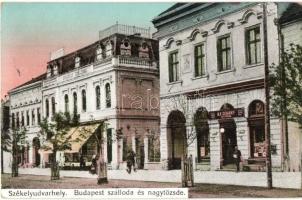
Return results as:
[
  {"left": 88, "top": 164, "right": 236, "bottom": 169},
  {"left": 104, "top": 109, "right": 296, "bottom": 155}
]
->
[{"left": 152, "top": 3, "right": 301, "bottom": 171}]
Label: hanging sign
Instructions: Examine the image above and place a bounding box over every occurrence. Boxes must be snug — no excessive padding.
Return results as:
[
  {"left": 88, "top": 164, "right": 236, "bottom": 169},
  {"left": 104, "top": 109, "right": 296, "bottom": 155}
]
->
[{"left": 209, "top": 108, "right": 245, "bottom": 119}]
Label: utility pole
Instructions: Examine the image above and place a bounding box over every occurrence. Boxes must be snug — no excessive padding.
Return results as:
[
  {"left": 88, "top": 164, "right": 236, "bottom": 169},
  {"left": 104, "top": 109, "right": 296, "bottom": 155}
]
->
[{"left": 262, "top": 2, "right": 273, "bottom": 189}]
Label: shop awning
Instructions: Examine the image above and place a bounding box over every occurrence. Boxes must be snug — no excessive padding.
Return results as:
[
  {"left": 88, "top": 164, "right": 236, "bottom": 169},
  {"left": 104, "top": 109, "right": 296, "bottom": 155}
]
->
[{"left": 38, "top": 123, "right": 100, "bottom": 154}]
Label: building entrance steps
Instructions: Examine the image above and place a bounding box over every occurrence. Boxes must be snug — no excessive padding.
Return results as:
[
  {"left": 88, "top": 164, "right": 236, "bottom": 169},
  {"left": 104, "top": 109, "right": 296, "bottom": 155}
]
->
[{"left": 4, "top": 167, "right": 301, "bottom": 189}]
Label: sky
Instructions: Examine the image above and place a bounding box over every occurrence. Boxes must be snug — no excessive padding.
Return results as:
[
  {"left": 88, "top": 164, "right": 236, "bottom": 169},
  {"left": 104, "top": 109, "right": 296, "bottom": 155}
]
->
[{"left": 1, "top": 2, "right": 173, "bottom": 99}]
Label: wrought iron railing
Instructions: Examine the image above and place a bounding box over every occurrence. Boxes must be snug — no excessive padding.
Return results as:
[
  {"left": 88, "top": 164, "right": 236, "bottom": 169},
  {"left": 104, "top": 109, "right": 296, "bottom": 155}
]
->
[{"left": 99, "top": 23, "right": 151, "bottom": 39}]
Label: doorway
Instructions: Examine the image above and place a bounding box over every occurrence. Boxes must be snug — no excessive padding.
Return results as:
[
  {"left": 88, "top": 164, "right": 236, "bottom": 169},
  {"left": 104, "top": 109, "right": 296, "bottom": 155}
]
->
[
  {"left": 167, "top": 110, "right": 186, "bottom": 169},
  {"left": 220, "top": 120, "right": 237, "bottom": 165}
]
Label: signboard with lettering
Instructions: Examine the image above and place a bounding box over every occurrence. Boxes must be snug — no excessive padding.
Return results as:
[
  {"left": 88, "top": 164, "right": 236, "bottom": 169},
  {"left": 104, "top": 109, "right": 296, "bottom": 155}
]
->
[{"left": 209, "top": 108, "right": 245, "bottom": 119}]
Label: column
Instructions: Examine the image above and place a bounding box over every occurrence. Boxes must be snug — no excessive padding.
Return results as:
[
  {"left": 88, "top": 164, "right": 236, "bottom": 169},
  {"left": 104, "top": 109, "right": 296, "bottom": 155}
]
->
[
  {"left": 209, "top": 120, "right": 221, "bottom": 170},
  {"left": 235, "top": 118, "right": 249, "bottom": 160},
  {"left": 28, "top": 141, "right": 33, "bottom": 166},
  {"left": 111, "top": 128, "right": 119, "bottom": 169},
  {"left": 160, "top": 125, "right": 169, "bottom": 170},
  {"left": 144, "top": 137, "right": 148, "bottom": 164}
]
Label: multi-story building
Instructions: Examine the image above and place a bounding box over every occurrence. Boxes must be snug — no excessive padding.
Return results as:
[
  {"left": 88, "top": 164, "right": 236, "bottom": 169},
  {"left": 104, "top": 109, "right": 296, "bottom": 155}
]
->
[
  {"left": 38, "top": 24, "right": 160, "bottom": 170},
  {"left": 7, "top": 74, "right": 45, "bottom": 169},
  {"left": 152, "top": 2, "right": 301, "bottom": 171}
]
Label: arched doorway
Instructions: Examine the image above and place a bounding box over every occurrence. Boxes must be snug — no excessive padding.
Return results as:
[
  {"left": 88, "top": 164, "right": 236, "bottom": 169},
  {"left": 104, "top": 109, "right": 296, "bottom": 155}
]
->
[
  {"left": 248, "top": 100, "right": 265, "bottom": 158},
  {"left": 167, "top": 110, "right": 186, "bottom": 169},
  {"left": 32, "top": 137, "right": 41, "bottom": 167},
  {"left": 219, "top": 103, "right": 237, "bottom": 166},
  {"left": 194, "top": 107, "right": 210, "bottom": 163}
]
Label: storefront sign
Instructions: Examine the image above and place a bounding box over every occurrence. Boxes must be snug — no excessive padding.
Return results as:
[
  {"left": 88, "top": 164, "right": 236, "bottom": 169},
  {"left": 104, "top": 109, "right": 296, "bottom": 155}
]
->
[{"left": 209, "top": 108, "right": 245, "bottom": 119}]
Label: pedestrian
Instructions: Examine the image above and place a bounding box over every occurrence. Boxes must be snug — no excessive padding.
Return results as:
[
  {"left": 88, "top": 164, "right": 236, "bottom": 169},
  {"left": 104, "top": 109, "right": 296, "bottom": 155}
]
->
[
  {"left": 80, "top": 155, "right": 85, "bottom": 170},
  {"left": 126, "top": 150, "right": 136, "bottom": 174},
  {"left": 233, "top": 145, "right": 242, "bottom": 172},
  {"left": 90, "top": 155, "right": 97, "bottom": 174}
]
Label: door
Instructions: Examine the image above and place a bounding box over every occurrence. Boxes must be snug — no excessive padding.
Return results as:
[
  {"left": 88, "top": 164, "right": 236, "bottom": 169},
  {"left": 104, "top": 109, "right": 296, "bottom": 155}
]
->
[{"left": 221, "top": 124, "right": 237, "bottom": 165}]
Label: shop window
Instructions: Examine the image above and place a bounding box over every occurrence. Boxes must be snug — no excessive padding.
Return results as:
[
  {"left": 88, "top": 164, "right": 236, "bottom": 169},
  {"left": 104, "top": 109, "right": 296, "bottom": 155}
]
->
[
  {"left": 248, "top": 100, "right": 265, "bottom": 158},
  {"left": 246, "top": 26, "right": 261, "bottom": 65},
  {"left": 95, "top": 86, "right": 101, "bottom": 110},
  {"left": 168, "top": 51, "right": 179, "bottom": 82},
  {"left": 64, "top": 94, "right": 69, "bottom": 113},
  {"left": 148, "top": 135, "right": 160, "bottom": 162},
  {"left": 194, "top": 44, "right": 206, "bottom": 77},
  {"left": 217, "top": 35, "right": 231, "bottom": 72},
  {"left": 194, "top": 107, "right": 210, "bottom": 162},
  {"left": 105, "top": 83, "right": 111, "bottom": 108},
  {"left": 82, "top": 89, "right": 86, "bottom": 112},
  {"left": 122, "top": 138, "right": 131, "bottom": 161}
]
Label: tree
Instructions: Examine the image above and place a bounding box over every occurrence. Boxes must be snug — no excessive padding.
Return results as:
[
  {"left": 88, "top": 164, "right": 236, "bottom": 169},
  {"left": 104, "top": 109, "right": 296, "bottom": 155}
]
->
[
  {"left": 270, "top": 43, "right": 302, "bottom": 188},
  {"left": 270, "top": 43, "right": 302, "bottom": 126},
  {"left": 39, "top": 112, "right": 80, "bottom": 180},
  {"left": 11, "top": 127, "right": 27, "bottom": 177},
  {"left": 164, "top": 94, "right": 199, "bottom": 187}
]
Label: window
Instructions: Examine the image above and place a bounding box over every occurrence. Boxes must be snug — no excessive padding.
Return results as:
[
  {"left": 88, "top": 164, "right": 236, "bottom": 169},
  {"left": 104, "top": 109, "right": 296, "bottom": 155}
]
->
[
  {"left": 45, "top": 99, "right": 49, "bottom": 117},
  {"left": 12, "top": 113, "right": 15, "bottom": 128},
  {"left": 21, "top": 112, "right": 24, "bottom": 126},
  {"left": 148, "top": 136, "right": 160, "bottom": 162},
  {"left": 168, "top": 51, "right": 179, "bottom": 82},
  {"left": 217, "top": 35, "right": 231, "bottom": 71},
  {"left": 107, "top": 129, "right": 112, "bottom": 163},
  {"left": 194, "top": 44, "right": 206, "bottom": 77},
  {"left": 51, "top": 97, "right": 56, "bottom": 115},
  {"left": 64, "top": 94, "right": 69, "bottom": 113},
  {"left": 95, "top": 86, "right": 101, "bottom": 110},
  {"left": 246, "top": 26, "right": 261, "bottom": 65},
  {"left": 37, "top": 108, "right": 41, "bottom": 123},
  {"left": 26, "top": 110, "right": 30, "bottom": 126},
  {"left": 105, "top": 83, "right": 111, "bottom": 108},
  {"left": 82, "top": 90, "right": 86, "bottom": 112},
  {"left": 32, "top": 110, "right": 35, "bottom": 125},
  {"left": 73, "top": 92, "right": 77, "bottom": 115},
  {"left": 16, "top": 112, "right": 20, "bottom": 128}
]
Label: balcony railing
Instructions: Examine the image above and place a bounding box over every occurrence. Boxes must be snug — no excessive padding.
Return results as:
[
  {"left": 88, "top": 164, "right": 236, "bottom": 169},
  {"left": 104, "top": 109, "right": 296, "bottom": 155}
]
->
[{"left": 99, "top": 23, "right": 151, "bottom": 39}]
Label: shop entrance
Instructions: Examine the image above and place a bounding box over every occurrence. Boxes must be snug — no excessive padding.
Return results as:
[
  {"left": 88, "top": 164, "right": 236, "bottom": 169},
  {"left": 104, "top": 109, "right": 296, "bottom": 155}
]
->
[{"left": 220, "top": 120, "right": 237, "bottom": 165}]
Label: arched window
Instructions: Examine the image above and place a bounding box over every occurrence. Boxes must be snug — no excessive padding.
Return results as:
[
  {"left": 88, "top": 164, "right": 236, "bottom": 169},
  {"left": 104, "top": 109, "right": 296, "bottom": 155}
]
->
[
  {"left": 73, "top": 92, "right": 77, "bottom": 115},
  {"left": 105, "top": 83, "right": 111, "bottom": 108},
  {"left": 31, "top": 110, "right": 35, "bottom": 125},
  {"left": 16, "top": 112, "right": 20, "bottom": 128},
  {"left": 82, "top": 89, "right": 86, "bottom": 112},
  {"left": 51, "top": 97, "right": 56, "bottom": 115},
  {"left": 64, "top": 94, "right": 69, "bottom": 113},
  {"left": 45, "top": 99, "right": 49, "bottom": 117},
  {"left": 95, "top": 86, "right": 101, "bottom": 110}
]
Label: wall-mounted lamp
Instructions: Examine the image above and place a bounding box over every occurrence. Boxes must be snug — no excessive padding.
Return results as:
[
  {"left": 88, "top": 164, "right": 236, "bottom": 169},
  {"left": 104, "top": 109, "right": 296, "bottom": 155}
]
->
[{"left": 220, "top": 128, "right": 225, "bottom": 133}]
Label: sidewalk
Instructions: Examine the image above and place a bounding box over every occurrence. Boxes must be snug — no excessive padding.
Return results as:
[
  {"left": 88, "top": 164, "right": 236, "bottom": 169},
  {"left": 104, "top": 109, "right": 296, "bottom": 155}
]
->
[{"left": 4, "top": 167, "right": 301, "bottom": 189}]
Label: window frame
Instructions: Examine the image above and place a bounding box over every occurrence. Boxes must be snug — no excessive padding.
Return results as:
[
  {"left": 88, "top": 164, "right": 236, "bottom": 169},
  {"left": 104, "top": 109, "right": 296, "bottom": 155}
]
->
[
  {"left": 217, "top": 34, "right": 232, "bottom": 72},
  {"left": 105, "top": 83, "right": 111, "bottom": 108},
  {"left": 168, "top": 50, "right": 180, "bottom": 83},
  {"left": 245, "top": 25, "right": 261, "bottom": 65},
  {"left": 95, "top": 86, "right": 101, "bottom": 110},
  {"left": 82, "top": 89, "right": 87, "bottom": 112},
  {"left": 194, "top": 43, "right": 206, "bottom": 77},
  {"left": 64, "top": 94, "right": 69, "bottom": 113}
]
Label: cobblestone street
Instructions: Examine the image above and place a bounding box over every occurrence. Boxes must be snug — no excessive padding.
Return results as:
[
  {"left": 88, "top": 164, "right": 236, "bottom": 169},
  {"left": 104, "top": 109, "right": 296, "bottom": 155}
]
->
[{"left": 2, "top": 174, "right": 302, "bottom": 198}]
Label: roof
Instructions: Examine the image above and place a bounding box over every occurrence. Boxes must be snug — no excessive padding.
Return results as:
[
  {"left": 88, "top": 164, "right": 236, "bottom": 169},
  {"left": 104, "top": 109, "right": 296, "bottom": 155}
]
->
[
  {"left": 157, "top": 3, "right": 187, "bottom": 16},
  {"left": 279, "top": 3, "right": 302, "bottom": 24},
  {"left": 11, "top": 73, "right": 46, "bottom": 91}
]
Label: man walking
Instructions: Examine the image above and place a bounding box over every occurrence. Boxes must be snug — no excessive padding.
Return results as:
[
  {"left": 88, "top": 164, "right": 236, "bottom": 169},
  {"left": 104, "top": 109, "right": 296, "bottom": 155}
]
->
[{"left": 126, "top": 150, "right": 136, "bottom": 174}]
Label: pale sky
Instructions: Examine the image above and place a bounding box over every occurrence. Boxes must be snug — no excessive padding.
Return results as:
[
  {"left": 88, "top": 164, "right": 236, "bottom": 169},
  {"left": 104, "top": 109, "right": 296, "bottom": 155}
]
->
[{"left": 1, "top": 2, "right": 173, "bottom": 98}]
